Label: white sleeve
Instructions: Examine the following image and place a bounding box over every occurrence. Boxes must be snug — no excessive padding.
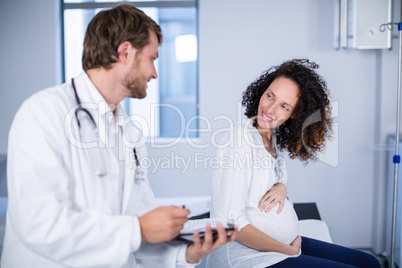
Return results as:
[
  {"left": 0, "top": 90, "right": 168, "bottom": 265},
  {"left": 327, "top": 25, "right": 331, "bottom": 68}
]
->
[
  {"left": 6, "top": 95, "right": 136, "bottom": 267},
  {"left": 210, "top": 131, "right": 253, "bottom": 231},
  {"left": 176, "top": 244, "right": 200, "bottom": 267},
  {"left": 130, "top": 217, "right": 142, "bottom": 252},
  {"left": 135, "top": 241, "right": 197, "bottom": 268}
]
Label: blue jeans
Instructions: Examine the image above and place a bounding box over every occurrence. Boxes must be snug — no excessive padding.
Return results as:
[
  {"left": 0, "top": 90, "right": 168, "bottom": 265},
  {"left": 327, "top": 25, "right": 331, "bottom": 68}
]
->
[{"left": 269, "top": 237, "right": 381, "bottom": 268}]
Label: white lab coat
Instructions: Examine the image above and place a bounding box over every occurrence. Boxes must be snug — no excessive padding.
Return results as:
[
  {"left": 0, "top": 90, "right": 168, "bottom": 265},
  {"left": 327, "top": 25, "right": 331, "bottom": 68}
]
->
[{"left": 1, "top": 73, "right": 189, "bottom": 268}]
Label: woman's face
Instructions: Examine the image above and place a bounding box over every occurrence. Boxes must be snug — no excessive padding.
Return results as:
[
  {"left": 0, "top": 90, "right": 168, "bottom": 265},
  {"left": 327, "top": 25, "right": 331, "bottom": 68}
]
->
[{"left": 256, "top": 77, "right": 300, "bottom": 132}]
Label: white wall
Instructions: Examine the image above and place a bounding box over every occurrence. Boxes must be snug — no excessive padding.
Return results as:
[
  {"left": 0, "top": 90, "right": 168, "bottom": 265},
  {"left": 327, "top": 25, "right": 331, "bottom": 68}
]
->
[
  {"left": 0, "top": 0, "right": 62, "bottom": 152},
  {"left": 0, "top": 0, "right": 399, "bottom": 253}
]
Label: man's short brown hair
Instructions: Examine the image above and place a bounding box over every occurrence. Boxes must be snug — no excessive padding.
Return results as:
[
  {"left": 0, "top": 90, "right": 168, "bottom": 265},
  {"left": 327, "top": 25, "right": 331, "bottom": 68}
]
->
[{"left": 82, "top": 3, "right": 162, "bottom": 71}]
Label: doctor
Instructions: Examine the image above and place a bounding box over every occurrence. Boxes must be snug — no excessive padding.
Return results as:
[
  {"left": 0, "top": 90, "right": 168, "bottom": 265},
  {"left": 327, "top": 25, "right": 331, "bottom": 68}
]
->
[{"left": 1, "top": 3, "right": 237, "bottom": 267}]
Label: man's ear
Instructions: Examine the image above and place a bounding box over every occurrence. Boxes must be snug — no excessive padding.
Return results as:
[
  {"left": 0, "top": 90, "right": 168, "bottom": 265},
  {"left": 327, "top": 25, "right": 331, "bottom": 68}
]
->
[{"left": 117, "top": 41, "right": 135, "bottom": 64}]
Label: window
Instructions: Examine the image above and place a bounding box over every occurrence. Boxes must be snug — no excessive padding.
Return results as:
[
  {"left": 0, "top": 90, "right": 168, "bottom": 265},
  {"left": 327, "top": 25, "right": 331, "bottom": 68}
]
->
[{"left": 62, "top": 0, "right": 198, "bottom": 138}]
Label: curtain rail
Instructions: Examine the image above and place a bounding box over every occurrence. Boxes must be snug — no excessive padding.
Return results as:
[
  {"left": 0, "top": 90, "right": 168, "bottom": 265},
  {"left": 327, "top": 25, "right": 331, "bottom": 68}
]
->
[{"left": 63, "top": 1, "right": 196, "bottom": 9}]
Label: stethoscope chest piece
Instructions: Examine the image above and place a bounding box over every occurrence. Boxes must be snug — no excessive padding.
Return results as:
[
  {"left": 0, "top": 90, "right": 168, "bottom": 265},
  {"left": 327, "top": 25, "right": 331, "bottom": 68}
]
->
[
  {"left": 134, "top": 168, "right": 145, "bottom": 185},
  {"left": 133, "top": 147, "right": 145, "bottom": 185}
]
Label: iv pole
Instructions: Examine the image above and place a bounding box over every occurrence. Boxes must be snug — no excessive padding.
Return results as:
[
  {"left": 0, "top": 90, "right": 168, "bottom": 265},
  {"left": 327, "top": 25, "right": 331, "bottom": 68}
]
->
[
  {"left": 389, "top": 21, "right": 402, "bottom": 268},
  {"left": 380, "top": 4, "right": 402, "bottom": 267}
]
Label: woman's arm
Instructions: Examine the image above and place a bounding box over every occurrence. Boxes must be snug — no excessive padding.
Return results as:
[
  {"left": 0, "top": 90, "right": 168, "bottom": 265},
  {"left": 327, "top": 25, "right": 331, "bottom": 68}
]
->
[{"left": 236, "top": 224, "right": 301, "bottom": 255}]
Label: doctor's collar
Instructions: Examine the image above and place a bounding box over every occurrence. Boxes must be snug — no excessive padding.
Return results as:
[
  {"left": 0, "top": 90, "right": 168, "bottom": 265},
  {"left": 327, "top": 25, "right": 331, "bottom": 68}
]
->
[{"left": 79, "top": 73, "right": 127, "bottom": 119}]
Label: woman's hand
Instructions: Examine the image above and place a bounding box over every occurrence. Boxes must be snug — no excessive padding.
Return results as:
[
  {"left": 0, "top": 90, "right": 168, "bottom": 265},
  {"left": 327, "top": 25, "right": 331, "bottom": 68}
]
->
[
  {"left": 288, "top": 235, "right": 302, "bottom": 255},
  {"left": 258, "top": 182, "right": 287, "bottom": 213},
  {"left": 185, "top": 223, "right": 238, "bottom": 264}
]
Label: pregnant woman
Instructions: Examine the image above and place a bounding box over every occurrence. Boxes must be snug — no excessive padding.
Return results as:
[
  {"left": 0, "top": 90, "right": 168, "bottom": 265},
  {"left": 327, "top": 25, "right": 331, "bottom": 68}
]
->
[{"left": 206, "top": 59, "right": 380, "bottom": 268}]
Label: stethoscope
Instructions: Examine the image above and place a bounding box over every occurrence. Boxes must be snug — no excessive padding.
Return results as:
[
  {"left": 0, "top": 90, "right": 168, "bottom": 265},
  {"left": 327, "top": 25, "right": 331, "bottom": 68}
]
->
[{"left": 72, "top": 78, "right": 145, "bottom": 184}]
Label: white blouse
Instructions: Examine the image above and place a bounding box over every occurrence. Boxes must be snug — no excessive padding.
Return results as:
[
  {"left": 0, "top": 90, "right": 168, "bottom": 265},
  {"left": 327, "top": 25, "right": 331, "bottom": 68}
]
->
[{"left": 206, "top": 120, "right": 300, "bottom": 268}]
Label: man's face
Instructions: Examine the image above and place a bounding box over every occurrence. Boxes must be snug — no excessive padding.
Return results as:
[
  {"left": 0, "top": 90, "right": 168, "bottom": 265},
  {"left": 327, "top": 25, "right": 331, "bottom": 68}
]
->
[{"left": 123, "top": 31, "right": 159, "bottom": 99}]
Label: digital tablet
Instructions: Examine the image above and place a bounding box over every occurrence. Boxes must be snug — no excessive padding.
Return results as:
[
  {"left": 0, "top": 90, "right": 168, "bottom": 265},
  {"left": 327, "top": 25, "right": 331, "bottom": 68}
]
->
[{"left": 177, "top": 218, "right": 235, "bottom": 243}]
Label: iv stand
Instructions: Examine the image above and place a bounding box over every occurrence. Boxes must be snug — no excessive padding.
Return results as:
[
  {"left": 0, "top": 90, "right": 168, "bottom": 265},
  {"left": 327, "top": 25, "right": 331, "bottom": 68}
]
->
[{"left": 390, "top": 22, "right": 402, "bottom": 268}]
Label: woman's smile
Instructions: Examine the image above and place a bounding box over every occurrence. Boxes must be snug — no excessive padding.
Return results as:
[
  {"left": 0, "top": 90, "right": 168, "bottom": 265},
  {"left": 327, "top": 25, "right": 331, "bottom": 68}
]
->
[{"left": 261, "top": 111, "right": 274, "bottom": 122}]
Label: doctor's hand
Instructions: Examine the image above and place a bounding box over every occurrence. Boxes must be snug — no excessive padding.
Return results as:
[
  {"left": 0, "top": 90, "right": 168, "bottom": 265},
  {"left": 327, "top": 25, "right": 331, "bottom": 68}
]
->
[
  {"left": 258, "top": 182, "right": 287, "bottom": 214},
  {"left": 185, "top": 222, "right": 238, "bottom": 264},
  {"left": 139, "top": 206, "right": 190, "bottom": 243}
]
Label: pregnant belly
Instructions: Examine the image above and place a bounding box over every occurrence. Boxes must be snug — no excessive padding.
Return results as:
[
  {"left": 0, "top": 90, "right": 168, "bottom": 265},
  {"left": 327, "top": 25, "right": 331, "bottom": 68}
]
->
[{"left": 245, "top": 198, "right": 299, "bottom": 245}]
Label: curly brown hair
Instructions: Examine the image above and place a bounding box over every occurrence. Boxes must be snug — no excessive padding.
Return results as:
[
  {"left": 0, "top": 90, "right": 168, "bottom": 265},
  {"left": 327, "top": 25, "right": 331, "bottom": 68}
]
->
[
  {"left": 82, "top": 3, "right": 162, "bottom": 71},
  {"left": 242, "top": 59, "right": 332, "bottom": 163}
]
